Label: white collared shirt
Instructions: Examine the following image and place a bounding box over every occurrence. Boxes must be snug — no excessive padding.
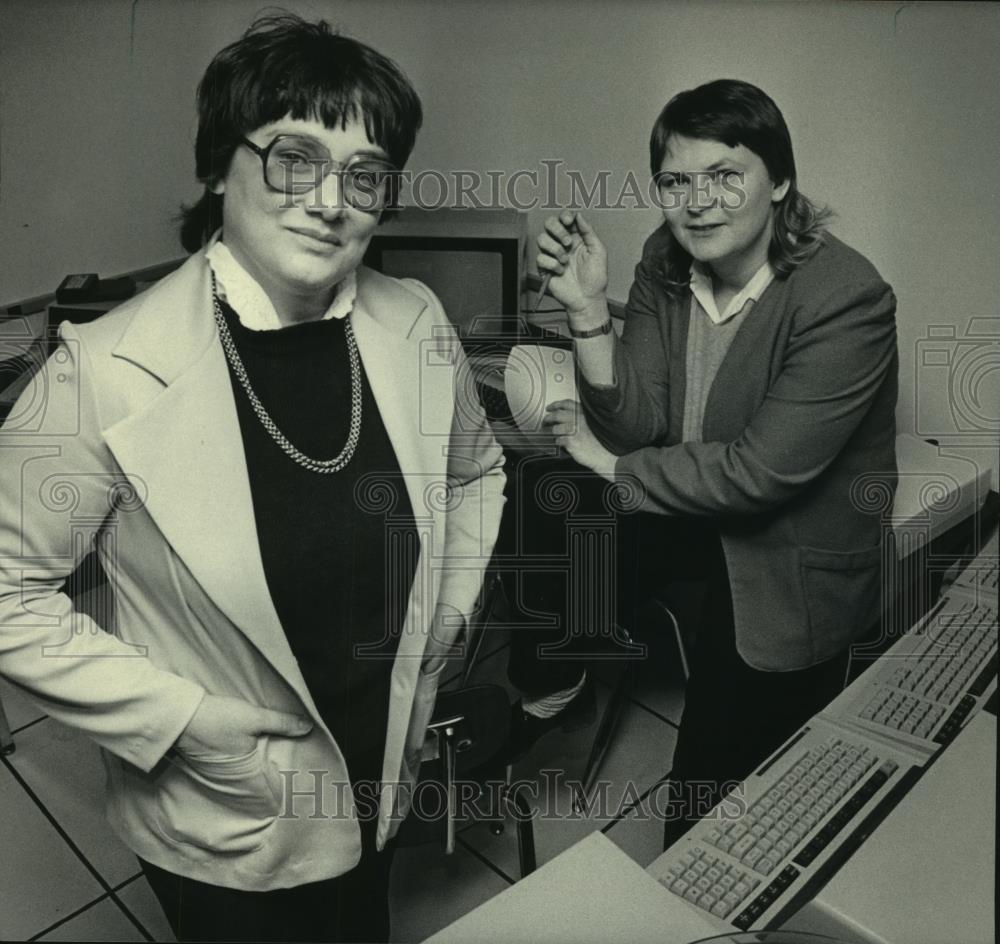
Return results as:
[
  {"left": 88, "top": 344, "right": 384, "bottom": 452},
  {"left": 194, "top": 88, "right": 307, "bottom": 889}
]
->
[
  {"left": 205, "top": 233, "right": 357, "bottom": 331},
  {"left": 689, "top": 259, "right": 775, "bottom": 325}
]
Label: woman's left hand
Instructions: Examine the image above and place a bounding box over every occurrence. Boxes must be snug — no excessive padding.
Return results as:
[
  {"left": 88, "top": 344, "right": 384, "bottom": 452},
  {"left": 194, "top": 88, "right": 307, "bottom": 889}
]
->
[{"left": 543, "top": 400, "right": 618, "bottom": 480}]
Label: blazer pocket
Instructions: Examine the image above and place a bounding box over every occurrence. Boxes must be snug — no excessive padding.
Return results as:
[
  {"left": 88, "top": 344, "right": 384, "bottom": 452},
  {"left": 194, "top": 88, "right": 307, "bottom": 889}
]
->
[
  {"left": 799, "top": 544, "right": 884, "bottom": 661},
  {"left": 155, "top": 739, "right": 282, "bottom": 855}
]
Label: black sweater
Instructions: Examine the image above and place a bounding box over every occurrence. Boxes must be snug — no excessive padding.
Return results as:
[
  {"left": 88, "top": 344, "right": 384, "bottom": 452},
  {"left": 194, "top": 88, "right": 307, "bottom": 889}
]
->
[{"left": 220, "top": 300, "right": 417, "bottom": 782}]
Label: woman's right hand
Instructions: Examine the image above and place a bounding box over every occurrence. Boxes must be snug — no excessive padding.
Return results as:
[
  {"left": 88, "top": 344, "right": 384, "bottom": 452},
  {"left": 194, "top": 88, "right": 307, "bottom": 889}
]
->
[
  {"left": 175, "top": 693, "right": 313, "bottom": 758},
  {"left": 537, "top": 211, "right": 609, "bottom": 326}
]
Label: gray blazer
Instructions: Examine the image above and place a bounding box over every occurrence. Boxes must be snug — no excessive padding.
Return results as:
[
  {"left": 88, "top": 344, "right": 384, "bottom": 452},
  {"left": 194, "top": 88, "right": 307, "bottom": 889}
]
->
[{"left": 582, "top": 228, "right": 898, "bottom": 671}]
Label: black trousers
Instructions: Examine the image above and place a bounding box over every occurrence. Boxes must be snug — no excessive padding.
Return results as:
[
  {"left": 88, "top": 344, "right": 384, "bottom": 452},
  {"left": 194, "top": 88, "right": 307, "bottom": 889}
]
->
[
  {"left": 139, "top": 750, "right": 395, "bottom": 944},
  {"left": 662, "top": 521, "right": 849, "bottom": 849},
  {"left": 138, "top": 817, "right": 394, "bottom": 944},
  {"left": 502, "top": 452, "right": 624, "bottom": 696}
]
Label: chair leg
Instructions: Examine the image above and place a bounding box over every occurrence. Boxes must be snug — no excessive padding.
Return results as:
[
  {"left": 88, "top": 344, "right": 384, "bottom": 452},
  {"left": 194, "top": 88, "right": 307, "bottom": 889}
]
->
[
  {"left": 489, "top": 761, "right": 514, "bottom": 836},
  {"left": 507, "top": 782, "right": 537, "bottom": 877},
  {"left": 0, "top": 694, "right": 15, "bottom": 756},
  {"left": 435, "top": 727, "right": 459, "bottom": 855},
  {"left": 573, "top": 654, "right": 635, "bottom": 814},
  {"left": 653, "top": 598, "right": 690, "bottom": 682}
]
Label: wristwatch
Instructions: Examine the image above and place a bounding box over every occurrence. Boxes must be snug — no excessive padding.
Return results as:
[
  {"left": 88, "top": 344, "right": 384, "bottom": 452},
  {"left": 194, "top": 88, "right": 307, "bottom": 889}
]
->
[{"left": 569, "top": 319, "right": 613, "bottom": 339}]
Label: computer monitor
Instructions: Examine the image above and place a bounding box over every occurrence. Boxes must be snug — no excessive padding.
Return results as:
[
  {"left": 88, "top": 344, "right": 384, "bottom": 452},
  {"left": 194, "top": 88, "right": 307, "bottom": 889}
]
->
[{"left": 363, "top": 207, "right": 527, "bottom": 346}]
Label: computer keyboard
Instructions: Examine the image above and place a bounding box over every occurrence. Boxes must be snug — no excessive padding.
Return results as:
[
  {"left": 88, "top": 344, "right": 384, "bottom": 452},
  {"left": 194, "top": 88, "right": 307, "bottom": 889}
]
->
[
  {"left": 704, "top": 741, "right": 895, "bottom": 874},
  {"left": 647, "top": 533, "right": 997, "bottom": 935},
  {"left": 953, "top": 527, "right": 999, "bottom": 599},
  {"left": 648, "top": 722, "right": 913, "bottom": 933},
  {"left": 830, "top": 591, "right": 997, "bottom": 754}
]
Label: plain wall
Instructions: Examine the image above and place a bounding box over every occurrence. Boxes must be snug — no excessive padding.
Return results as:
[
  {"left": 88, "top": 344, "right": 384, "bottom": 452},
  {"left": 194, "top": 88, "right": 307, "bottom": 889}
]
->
[{"left": 1, "top": 0, "right": 997, "bottom": 479}]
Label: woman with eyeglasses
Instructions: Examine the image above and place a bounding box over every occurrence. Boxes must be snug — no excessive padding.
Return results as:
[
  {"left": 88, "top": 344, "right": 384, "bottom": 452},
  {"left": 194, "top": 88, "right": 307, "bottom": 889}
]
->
[
  {"left": 537, "top": 79, "right": 898, "bottom": 849},
  {"left": 0, "top": 15, "right": 503, "bottom": 942}
]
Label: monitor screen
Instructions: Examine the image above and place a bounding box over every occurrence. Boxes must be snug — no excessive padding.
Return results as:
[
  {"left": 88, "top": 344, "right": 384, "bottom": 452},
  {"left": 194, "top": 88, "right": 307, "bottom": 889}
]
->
[
  {"left": 364, "top": 208, "right": 526, "bottom": 348},
  {"left": 380, "top": 247, "right": 506, "bottom": 338}
]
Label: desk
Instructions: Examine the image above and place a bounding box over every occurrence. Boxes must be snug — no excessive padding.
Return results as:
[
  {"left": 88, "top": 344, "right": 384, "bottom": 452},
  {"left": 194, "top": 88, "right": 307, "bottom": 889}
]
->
[
  {"left": 426, "top": 831, "right": 718, "bottom": 944},
  {"left": 781, "top": 710, "right": 996, "bottom": 944},
  {"left": 890, "top": 433, "right": 992, "bottom": 554}
]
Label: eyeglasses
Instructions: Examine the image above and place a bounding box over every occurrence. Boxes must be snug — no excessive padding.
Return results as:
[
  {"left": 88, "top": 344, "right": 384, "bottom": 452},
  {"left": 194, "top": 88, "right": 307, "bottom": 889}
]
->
[{"left": 240, "top": 134, "right": 399, "bottom": 211}]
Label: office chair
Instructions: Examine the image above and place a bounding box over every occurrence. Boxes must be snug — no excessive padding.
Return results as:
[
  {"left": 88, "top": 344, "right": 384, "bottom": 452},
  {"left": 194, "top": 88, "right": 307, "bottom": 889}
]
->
[
  {"left": 395, "top": 683, "right": 537, "bottom": 877},
  {"left": 457, "top": 561, "right": 680, "bottom": 819}
]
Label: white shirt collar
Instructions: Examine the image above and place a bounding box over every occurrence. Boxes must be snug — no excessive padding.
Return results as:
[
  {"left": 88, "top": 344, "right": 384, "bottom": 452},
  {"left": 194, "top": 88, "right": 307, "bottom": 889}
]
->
[
  {"left": 205, "top": 232, "right": 357, "bottom": 331},
  {"left": 689, "top": 259, "right": 775, "bottom": 325}
]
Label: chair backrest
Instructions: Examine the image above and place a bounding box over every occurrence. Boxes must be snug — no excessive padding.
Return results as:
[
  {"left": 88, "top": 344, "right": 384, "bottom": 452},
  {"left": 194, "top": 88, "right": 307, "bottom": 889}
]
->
[
  {"left": 425, "top": 684, "right": 510, "bottom": 769},
  {"left": 394, "top": 683, "right": 510, "bottom": 852}
]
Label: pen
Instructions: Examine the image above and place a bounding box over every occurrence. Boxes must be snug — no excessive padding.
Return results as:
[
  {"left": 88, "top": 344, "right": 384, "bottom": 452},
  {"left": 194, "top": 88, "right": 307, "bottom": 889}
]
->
[{"left": 533, "top": 272, "right": 553, "bottom": 314}]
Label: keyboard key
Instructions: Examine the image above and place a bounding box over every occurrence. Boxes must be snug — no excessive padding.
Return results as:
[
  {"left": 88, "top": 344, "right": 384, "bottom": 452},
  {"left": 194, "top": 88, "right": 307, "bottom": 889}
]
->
[
  {"left": 732, "top": 835, "right": 755, "bottom": 858},
  {"left": 757, "top": 855, "right": 778, "bottom": 875},
  {"left": 733, "top": 879, "right": 753, "bottom": 898},
  {"left": 715, "top": 834, "right": 735, "bottom": 853},
  {"left": 756, "top": 886, "right": 777, "bottom": 908},
  {"left": 786, "top": 824, "right": 807, "bottom": 845},
  {"left": 742, "top": 848, "right": 764, "bottom": 869}
]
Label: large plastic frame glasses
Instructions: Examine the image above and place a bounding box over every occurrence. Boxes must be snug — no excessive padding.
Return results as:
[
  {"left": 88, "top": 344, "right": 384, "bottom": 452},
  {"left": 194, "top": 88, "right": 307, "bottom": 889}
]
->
[{"left": 240, "top": 134, "right": 399, "bottom": 211}]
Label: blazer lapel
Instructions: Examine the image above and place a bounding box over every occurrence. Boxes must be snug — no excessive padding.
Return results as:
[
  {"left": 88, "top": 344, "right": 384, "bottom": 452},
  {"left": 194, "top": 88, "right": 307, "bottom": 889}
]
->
[
  {"left": 102, "top": 255, "right": 306, "bottom": 695},
  {"left": 352, "top": 267, "right": 455, "bottom": 666}
]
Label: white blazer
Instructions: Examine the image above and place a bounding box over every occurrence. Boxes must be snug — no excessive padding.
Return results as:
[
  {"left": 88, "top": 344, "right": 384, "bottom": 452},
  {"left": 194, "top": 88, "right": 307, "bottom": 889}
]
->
[{"left": 0, "top": 250, "right": 505, "bottom": 890}]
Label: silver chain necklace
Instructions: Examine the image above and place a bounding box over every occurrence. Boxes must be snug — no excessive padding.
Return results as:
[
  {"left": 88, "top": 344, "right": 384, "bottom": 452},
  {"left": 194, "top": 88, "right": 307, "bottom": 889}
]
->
[{"left": 211, "top": 281, "right": 363, "bottom": 474}]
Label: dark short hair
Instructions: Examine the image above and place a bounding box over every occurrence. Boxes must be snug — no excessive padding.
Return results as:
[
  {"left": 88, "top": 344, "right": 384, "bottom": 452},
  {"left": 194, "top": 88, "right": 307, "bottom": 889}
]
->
[
  {"left": 179, "top": 13, "right": 423, "bottom": 252},
  {"left": 649, "top": 79, "right": 831, "bottom": 291}
]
